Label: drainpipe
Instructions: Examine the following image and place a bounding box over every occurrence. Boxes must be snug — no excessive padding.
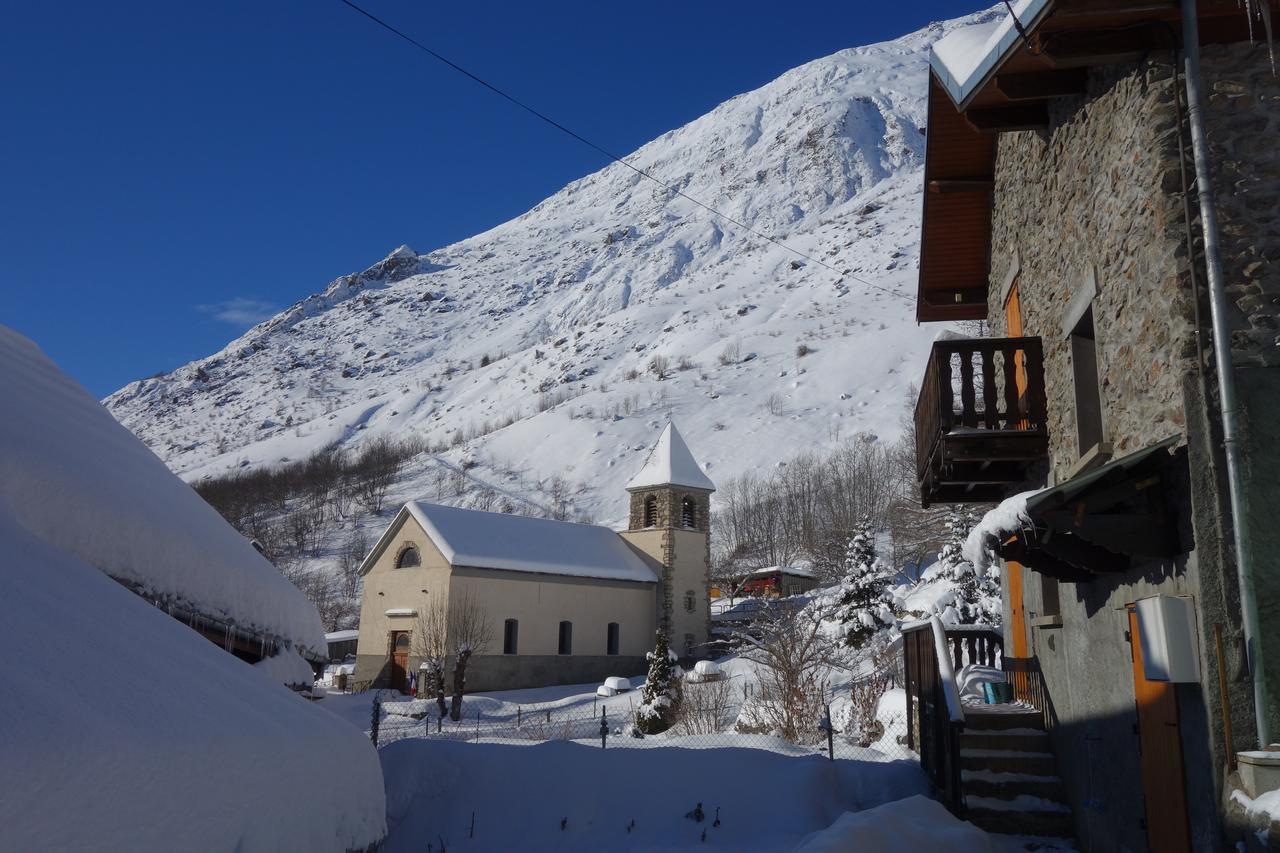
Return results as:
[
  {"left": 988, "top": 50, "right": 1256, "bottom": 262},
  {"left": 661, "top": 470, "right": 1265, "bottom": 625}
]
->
[{"left": 1180, "top": 0, "right": 1270, "bottom": 747}]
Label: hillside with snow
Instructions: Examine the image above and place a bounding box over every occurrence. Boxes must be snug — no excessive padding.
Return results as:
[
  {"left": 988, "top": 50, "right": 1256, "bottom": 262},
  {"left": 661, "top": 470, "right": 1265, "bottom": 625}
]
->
[{"left": 104, "top": 11, "right": 995, "bottom": 529}]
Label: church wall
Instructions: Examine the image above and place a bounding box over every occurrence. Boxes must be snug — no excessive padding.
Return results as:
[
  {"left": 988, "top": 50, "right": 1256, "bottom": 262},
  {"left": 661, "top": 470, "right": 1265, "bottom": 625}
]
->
[
  {"left": 352, "top": 514, "right": 452, "bottom": 687},
  {"left": 450, "top": 566, "right": 656, "bottom": 692}
]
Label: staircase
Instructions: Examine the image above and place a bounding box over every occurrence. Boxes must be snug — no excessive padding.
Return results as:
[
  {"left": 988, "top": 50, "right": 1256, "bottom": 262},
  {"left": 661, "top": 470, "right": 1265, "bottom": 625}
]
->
[{"left": 959, "top": 708, "right": 1075, "bottom": 846}]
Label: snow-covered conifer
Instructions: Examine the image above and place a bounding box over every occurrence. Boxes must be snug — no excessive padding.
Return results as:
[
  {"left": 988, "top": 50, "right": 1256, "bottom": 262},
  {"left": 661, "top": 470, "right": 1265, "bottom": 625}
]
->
[
  {"left": 933, "top": 506, "right": 1000, "bottom": 626},
  {"left": 837, "top": 516, "right": 893, "bottom": 647},
  {"left": 635, "top": 630, "right": 683, "bottom": 734}
]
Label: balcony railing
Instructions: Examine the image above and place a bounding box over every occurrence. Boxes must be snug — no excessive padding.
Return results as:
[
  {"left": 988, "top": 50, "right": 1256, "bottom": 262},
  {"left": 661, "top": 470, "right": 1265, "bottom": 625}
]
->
[{"left": 914, "top": 336, "right": 1048, "bottom": 507}]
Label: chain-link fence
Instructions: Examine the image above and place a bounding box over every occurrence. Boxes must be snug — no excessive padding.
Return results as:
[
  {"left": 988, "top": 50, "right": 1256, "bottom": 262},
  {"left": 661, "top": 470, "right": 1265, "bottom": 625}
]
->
[{"left": 367, "top": 674, "right": 916, "bottom": 764}]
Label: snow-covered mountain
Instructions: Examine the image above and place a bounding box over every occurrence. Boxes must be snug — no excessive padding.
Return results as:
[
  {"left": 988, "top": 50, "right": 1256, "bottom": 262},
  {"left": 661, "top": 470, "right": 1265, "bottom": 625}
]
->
[{"left": 105, "top": 11, "right": 991, "bottom": 528}]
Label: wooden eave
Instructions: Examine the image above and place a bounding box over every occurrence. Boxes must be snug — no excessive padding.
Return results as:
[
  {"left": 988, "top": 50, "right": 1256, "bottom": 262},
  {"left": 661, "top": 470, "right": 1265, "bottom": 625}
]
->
[{"left": 915, "top": 0, "right": 1280, "bottom": 324}]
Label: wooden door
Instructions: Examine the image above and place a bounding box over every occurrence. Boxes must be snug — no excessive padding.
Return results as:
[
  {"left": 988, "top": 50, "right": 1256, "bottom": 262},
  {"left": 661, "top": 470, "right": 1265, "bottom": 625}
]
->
[
  {"left": 1005, "top": 281, "right": 1030, "bottom": 424},
  {"left": 1127, "top": 607, "right": 1191, "bottom": 852},
  {"left": 1007, "top": 558, "right": 1028, "bottom": 658},
  {"left": 390, "top": 631, "right": 410, "bottom": 694}
]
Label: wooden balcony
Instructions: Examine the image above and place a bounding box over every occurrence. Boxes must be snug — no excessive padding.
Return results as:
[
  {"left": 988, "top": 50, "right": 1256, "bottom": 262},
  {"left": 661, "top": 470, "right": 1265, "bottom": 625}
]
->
[{"left": 914, "top": 336, "right": 1048, "bottom": 507}]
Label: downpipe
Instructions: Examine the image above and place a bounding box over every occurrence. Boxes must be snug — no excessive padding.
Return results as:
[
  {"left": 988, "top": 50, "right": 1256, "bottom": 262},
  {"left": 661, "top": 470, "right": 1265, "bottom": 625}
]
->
[{"left": 1180, "top": 0, "right": 1270, "bottom": 746}]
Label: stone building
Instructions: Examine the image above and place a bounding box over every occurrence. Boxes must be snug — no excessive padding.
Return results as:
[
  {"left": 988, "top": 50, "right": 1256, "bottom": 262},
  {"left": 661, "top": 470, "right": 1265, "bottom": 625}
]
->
[
  {"left": 352, "top": 423, "right": 714, "bottom": 692},
  {"left": 911, "top": 2, "right": 1280, "bottom": 850}
]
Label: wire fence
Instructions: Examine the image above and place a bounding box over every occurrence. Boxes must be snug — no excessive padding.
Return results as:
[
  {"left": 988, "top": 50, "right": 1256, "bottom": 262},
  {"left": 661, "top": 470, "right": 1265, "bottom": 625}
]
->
[{"left": 368, "top": 677, "right": 916, "bottom": 764}]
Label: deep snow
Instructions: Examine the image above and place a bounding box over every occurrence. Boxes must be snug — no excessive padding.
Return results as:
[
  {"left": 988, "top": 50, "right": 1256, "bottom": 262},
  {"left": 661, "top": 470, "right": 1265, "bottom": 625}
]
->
[
  {"left": 0, "top": 513, "right": 386, "bottom": 852},
  {"left": 0, "top": 325, "right": 326, "bottom": 657}
]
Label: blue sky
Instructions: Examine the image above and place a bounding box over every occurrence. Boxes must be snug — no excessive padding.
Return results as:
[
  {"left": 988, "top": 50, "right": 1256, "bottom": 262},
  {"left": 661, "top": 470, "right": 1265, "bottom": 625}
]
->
[{"left": 2, "top": 0, "right": 964, "bottom": 397}]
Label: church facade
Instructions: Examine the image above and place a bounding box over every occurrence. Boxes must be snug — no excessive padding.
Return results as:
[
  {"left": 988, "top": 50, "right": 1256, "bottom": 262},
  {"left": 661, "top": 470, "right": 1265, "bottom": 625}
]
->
[{"left": 351, "top": 423, "right": 714, "bottom": 693}]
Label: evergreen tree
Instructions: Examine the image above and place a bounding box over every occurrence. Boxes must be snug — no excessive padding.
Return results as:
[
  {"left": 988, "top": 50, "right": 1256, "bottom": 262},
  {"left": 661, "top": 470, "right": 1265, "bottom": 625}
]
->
[
  {"left": 838, "top": 516, "right": 893, "bottom": 647},
  {"left": 635, "top": 630, "right": 683, "bottom": 734},
  {"left": 934, "top": 506, "right": 1001, "bottom": 626}
]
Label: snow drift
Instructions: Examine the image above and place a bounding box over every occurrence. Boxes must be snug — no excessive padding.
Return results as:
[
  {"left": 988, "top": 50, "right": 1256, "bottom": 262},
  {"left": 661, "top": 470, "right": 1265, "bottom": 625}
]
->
[
  {"left": 0, "top": 513, "right": 386, "bottom": 852},
  {"left": 0, "top": 325, "right": 325, "bottom": 657}
]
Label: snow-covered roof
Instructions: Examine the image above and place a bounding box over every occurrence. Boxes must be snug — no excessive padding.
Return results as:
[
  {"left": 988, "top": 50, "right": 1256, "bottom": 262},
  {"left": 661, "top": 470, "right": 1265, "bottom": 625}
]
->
[
  {"left": 369, "top": 501, "right": 659, "bottom": 583},
  {"left": 0, "top": 511, "right": 385, "bottom": 851},
  {"left": 747, "top": 565, "right": 816, "bottom": 579},
  {"left": 325, "top": 629, "right": 359, "bottom": 643},
  {"left": 626, "top": 422, "right": 715, "bottom": 492},
  {"left": 0, "top": 326, "right": 326, "bottom": 657},
  {"left": 930, "top": 0, "right": 1049, "bottom": 106}
]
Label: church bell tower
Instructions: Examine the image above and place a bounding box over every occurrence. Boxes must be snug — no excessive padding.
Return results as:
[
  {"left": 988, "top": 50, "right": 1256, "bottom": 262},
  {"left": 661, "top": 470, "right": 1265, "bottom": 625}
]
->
[{"left": 620, "top": 422, "right": 714, "bottom": 660}]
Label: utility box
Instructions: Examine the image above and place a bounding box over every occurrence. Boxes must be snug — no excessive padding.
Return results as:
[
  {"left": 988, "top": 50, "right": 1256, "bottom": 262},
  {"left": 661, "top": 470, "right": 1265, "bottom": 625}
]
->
[{"left": 1136, "top": 595, "right": 1200, "bottom": 682}]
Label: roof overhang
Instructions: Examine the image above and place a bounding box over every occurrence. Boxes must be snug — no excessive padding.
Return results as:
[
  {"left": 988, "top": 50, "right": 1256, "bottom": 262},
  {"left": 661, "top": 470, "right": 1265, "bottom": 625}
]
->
[
  {"left": 992, "top": 436, "right": 1187, "bottom": 580},
  {"left": 916, "top": 0, "right": 1280, "bottom": 323}
]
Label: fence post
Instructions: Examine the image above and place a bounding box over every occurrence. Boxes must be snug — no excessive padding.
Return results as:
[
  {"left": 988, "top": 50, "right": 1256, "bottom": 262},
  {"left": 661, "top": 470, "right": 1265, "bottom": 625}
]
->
[
  {"left": 476, "top": 710, "right": 481, "bottom": 742},
  {"left": 517, "top": 706, "right": 522, "bottom": 729},
  {"left": 437, "top": 713, "right": 442, "bottom": 734},
  {"left": 820, "top": 704, "right": 834, "bottom": 762},
  {"left": 600, "top": 707, "right": 608, "bottom": 749},
  {"left": 370, "top": 693, "right": 381, "bottom": 747}
]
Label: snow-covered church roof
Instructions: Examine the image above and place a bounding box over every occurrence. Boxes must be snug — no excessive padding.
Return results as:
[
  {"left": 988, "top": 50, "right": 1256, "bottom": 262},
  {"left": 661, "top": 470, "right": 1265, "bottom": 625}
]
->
[
  {"left": 626, "top": 422, "right": 715, "bottom": 492},
  {"left": 0, "top": 326, "right": 326, "bottom": 658},
  {"left": 368, "top": 502, "right": 659, "bottom": 583}
]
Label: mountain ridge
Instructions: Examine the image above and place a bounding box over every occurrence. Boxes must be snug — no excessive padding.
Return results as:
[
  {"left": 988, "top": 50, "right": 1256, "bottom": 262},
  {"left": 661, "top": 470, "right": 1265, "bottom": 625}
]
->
[{"left": 104, "top": 11, "right": 993, "bottom": 529}]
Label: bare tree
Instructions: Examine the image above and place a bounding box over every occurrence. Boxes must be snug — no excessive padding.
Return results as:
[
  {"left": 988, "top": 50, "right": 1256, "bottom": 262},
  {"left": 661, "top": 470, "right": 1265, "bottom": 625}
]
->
[
  {"left": 447, "top": 592, "right": 493, "bottom": 721},
  {"left": 413, "top": 599, "right": 450, "bottom": 719},
  {"left": 734, "top": 599, "right": 845, "bottom": 743},
  {"left": 352, "top": 436, "right": 406, "bottom": 514},
  {"left": 672, "top": 678, "right": 736, "bottom": 736}
]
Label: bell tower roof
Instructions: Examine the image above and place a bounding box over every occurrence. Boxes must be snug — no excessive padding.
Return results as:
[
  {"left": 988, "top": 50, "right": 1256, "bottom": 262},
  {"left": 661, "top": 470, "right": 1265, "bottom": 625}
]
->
[{"left": 626, "top": 422, "right": 715, "bottom": 493}]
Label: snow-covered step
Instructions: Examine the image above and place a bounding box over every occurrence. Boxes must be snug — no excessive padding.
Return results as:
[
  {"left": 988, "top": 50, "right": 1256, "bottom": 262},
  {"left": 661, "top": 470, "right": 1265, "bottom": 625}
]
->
[
  {"left": 960, "top": 747, "right": 1057, "bottom": 776},
  {"left": 960, "top": 769, "right": 1067, "bottom": 803},
  {"left": 964, "top": 794, "right": 1075, "bottom": 839},
  {"left": 961, "top": 728, "right": 1051, "bottom": 752},
  {"left": 963, "top": 709, "right": 1046, "bottom": 732}
]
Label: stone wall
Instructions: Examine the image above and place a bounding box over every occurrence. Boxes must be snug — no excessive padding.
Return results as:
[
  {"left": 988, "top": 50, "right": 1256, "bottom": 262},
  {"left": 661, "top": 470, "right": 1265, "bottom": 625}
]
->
[
  {"left": 627, "top": 487, "right": 712, "bottom": 533},
  {"left": 1200, "top": 41, "right": 1280, "bottom": 367},
  {"left": 987, "top": 57, "right": 1195, "bottom": 481},
  {"left": 985, "top": 57, "right": 1227, "bottom": 852}
]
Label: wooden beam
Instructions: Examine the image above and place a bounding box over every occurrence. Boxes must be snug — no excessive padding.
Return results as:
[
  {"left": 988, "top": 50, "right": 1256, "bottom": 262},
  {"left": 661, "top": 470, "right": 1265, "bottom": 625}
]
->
[
  {"left": 1034, "top": 27, "right": 1171, "bottom": 65},
  {"left": 995, "top": 69, "right": 1088, "bottom": 101},
  {"left": 965, "top": 104, "right": 1050, "bottom": 132},
  {"left": 928, "top": 178, "right": 995, "bottom": 193}
]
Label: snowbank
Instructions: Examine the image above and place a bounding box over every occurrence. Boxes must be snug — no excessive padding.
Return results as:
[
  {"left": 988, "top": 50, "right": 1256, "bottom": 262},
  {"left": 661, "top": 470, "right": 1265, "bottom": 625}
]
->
[
  {"left": 0, "top": 326, "right": 325, "bottom": 657},
  {"left": 0, "top": 514, "right": 385, "bottom": 852},
  {"left": 379, "top": 738, "right": 927, "bottom": 851},
  {"left": 793, "top": 794, "right": 994, "bottom": 851}
]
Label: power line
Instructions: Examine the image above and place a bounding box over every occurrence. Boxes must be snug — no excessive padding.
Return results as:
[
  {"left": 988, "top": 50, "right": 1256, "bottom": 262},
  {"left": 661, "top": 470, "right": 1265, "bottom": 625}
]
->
[{"left": 337, "top": 0, "right": 912, "bottom": 304}]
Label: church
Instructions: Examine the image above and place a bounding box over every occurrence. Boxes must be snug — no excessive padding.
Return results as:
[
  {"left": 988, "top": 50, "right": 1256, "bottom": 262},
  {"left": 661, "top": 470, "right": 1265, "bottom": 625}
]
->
[{"left": 352, "top": 423, "right": 715, "bottom": 693}]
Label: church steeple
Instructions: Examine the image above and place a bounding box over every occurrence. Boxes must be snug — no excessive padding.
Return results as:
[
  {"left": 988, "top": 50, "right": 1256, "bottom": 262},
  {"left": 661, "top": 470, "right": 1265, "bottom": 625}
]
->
[{"left": 621, "top": 423, "right": 713, "bottom": 659}]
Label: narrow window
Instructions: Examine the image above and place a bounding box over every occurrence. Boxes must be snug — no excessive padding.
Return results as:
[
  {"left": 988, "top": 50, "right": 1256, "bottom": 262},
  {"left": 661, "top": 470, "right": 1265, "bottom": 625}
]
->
[
  {"left": 607, "top": 622, "right": 620, "bottom": 656},
  {"left": 1041, "top": 577, "right": 1061, "bottom": 619},
  {"left": 503, "top": 619, "right": 519, "bottom": 655},
  {"left": 681, "top": 496, "right": 696, "bottom": 528},
  {"left": 1070, "top": 307, "right": 1105, "bottom": 455},
  {"left": 643, "top": 495, "right": 658, "bottom": 528},
  {"left": 395, "top": 545, "right": 421, "bottom": 569},
  {"left": 558, "top": 621, "right": 573, "bottom": 655},
  {"left": 683, "top": 633, "right": 695, "bottom": 657},
  {"left": 684, "top": 590, "right": 696, "bottom": 613}
]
